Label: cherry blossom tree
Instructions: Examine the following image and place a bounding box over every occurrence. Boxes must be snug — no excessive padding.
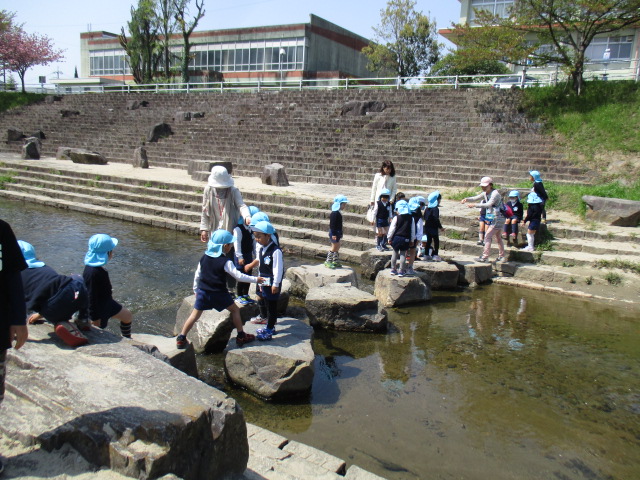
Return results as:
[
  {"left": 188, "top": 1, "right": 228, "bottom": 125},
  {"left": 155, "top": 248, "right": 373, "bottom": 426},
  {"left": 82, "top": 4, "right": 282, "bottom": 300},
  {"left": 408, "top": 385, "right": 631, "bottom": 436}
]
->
[{"left": 0, "top": 27, "right": 64, "bottom": 92}]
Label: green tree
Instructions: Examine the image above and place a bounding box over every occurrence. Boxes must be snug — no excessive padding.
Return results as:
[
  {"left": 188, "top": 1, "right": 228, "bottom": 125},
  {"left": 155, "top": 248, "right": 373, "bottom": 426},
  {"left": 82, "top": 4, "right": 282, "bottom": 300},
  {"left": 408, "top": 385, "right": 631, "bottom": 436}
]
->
[
  {"left": 450, "top": 0, "right": 640, "bottom": 95},
  {"left": 430, "top": 51, "right": 509, "bottom": 77},
  {"left": 362, "top": 0, "right": 441, "bottom": 81},
  {"left": 119, "top": 0, "right": 161, "bottom": 84},
  {"left": 173, "top": 0, "right": 205, "bottom": 84},
  {"left": 156, "top": 0, "right": 178, "bottom": 81}
]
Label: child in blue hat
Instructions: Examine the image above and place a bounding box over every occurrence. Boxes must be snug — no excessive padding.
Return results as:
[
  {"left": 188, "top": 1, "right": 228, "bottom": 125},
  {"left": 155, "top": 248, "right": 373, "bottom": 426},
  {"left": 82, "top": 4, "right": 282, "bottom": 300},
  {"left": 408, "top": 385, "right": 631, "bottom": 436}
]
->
[
  {"left": 243, "top": 221, "right": 283, "bottom": 341},
  {"left": 521, "top": 192, "right": 544, "bottom": 252},
  {"left": 371, "top": 189, "right": 392, "bottom": 251},
  {"left": 177, "top": 229, "right": 266, "bottom": 349},
  {"left": 405, "top": 196, "right": 425, "bottom": 274},
  {"left": 529, "top": 170, "right": 548, "bottom": 224},
  {"left": 502, "top": 191, "right": 523, "bottom": 243},
  {"left": 423, "top": 191, "right": 445, "bottom": 262},
  {"left": 325, "top": 195, "right": 348, "bottom": 269},
  {"left": 233, "top": 206, "right": 259, "bottom": 305},
  {"left": 19, "top": 240, "right": 90, "bottom": 347},
  {"left": 82, "top": 234, "right": 134, "bottom": 338},
  {"left": 387, "top": 199, "right": 416, "bottom": 276}
]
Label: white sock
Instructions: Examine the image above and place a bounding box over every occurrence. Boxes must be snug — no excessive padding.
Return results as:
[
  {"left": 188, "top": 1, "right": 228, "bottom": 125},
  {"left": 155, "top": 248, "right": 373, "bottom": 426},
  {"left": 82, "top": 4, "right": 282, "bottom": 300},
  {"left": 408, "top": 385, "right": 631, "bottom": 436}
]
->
[{"left": 527, "top": 233, "right": 535, "bottom": 249}]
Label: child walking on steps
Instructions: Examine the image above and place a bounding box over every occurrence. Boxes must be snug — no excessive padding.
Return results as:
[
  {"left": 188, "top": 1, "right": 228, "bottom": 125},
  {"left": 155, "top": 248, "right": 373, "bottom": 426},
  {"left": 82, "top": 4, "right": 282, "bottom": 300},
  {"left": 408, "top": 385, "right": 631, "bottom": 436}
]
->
[
  {"left": 502, "top": 191, "right": 523, "bottom": 244},
  {"left": 521, "top": 192, "right": 544, "bottom": 252},
  {"left": 387, "top": 200, "right": 415, "bottom": 276},
  {"left": 83, "top": 234, "right": 134, "bottom": 338},
  {"left": 244, "top": 221, "right": 284, "bottom": 341},
  {"left": 177, "top": 230, "right": 265, "bottom": 349},
  {"left": 325, "top": 195, "right": 348, "bottom": 269},
  {"left": 372, "top": 189, "right": 392, "bottom": 251}
]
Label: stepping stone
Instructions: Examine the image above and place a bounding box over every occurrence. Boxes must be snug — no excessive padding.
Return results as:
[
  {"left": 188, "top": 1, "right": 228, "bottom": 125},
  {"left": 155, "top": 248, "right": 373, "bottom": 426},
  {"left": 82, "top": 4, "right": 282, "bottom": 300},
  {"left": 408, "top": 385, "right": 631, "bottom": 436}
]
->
[
  {"left": 224, "top": 318, "right": 314, "bottom": 400},
  {"left": 131, "top": 333, "right": 198, "bottom": 378},
  {"left": 374, "top": 269, "right": 431, "bottom": 307},
  {"left": 448, "top": 256, "right": 494, "bottom": 285},
  {"left": 413, "top": 261, "right": 460, "bottom": 289},
  {"left": 285, "top": 264, "right": 357, "bottom": 297},
  {"left": 305, "top": 283, "right": 387, "bottom": 332}
]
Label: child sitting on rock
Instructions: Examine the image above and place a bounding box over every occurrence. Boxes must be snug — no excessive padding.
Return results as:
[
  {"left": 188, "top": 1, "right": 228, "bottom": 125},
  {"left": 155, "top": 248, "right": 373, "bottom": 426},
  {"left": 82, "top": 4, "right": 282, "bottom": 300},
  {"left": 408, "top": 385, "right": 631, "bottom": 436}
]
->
[
  {"left": 83, "top": 234, "right": 134, "bottom": 338},
  {"left": 423, "top": 191, "right": 445, "bottom": 262},
  {"left": 19, "top": 240, "right": 89, "bottom": 347},
  {"left": 387, "top": 200, "right": 415, "bottom": 277},
  {"left": 521, "top": 192, "right": 544, "bottom": 252},
  {"left": 325, "top": 195, "right": 348, "bottom": 269},
  {"left": 243, "top": 220, "right": 284, "bottom": 341},
  {"left": 502, "top": 191, "right": 523, "bottom": 243},
  {"left": 177, "top": 230, "right": 265, "bottom": 349},
  {"left": 371, "top": 189, "right": 392, "bottom": 251},
  {"left": 234, "top": 206, "right": 259, "bottom": 305}
]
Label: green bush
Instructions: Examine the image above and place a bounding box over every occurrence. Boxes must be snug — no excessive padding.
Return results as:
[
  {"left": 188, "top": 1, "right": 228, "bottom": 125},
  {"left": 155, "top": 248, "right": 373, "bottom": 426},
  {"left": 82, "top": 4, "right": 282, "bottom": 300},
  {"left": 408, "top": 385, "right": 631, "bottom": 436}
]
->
[{"left": 0, "top": 92, "right": 47, "bottom": 112}]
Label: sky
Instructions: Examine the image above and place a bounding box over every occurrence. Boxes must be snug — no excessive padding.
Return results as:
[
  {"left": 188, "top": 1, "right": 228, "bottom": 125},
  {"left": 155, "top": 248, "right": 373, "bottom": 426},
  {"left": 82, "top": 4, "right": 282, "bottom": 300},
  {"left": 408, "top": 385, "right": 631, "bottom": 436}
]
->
[{"left": 8, "top": 0, "right": 461, "bottom": 86}]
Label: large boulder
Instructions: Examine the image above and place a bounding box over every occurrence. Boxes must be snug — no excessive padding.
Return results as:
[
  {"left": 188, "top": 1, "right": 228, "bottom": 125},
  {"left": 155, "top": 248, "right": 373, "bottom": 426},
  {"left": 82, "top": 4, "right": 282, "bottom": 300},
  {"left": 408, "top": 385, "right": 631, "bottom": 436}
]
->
[
  {"left": 131, "top": 333, "right": 198, "bottom": 378},
  {"left": 340, "top": 101, "right": 386, "bottom": 116},
  {"left": 174, "top": 295, "right": 258, "bottom": 354},
  {"left": 224, "top": 318, "right": 314, "bottom": 400},
  {"left": 7, "top": 128, "right": 25, "bottom": 142},
  {"left": 360, "top": 248, "right": 392, "bottom": 280},
  {"left": 56, "top": 146, "right": 72, "bottom": 160},
  {"left": 413, "top": 261, "right": 460, "bottom": 290},
  {"left": 374, "top": 269, "right": 431, "bottom": 307},
  {"left": 133, "top": 146, "right": 149, "bottom": 168},
  {"left": 21, "top": 137, "right": 41, "bottom": 159},
  {"left": 147, "top": 123, "right": 173, "bottom": 143},
  {"left": 285, "top": 264, "right": 358, "bottom": 297},
  {"left": 449, "top": 257, "right": 494, "bottom": 285},
  {"left": 582, "top": 195, "right": 640, "bottom": 227},
  {"left": 68, "top": 148, "right": 108, "bottom": 165},
  {"left": 305, "top": 283, "right": 387, "bottom": 332},
  {"left": 2, "top": 324, "right": 248, "bottom": 480},
  {"left": 261, "top": 163, "right": 289, "bottom": 187}
]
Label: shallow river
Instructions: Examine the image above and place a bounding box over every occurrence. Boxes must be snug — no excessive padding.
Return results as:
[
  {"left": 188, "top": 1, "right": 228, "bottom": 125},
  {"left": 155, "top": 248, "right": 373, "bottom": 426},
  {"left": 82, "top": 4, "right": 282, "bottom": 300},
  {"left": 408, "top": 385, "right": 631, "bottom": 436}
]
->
[{"left": 2, "top": 198, "right": 639, "bottom": 480}]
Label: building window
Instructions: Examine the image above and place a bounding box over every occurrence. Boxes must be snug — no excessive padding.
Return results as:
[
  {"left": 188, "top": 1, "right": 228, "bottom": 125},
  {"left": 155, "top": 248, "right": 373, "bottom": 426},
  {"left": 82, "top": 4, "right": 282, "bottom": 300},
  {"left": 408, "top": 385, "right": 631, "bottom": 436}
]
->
[
  {"left": 469, "top": 0, "right": 514, "bottom": 22},
  {"left": 586, "top": 36, "right": 634, "bottom": 62},
  {"left": 89, "top": 50, "right": 130, "bottom": 76}
]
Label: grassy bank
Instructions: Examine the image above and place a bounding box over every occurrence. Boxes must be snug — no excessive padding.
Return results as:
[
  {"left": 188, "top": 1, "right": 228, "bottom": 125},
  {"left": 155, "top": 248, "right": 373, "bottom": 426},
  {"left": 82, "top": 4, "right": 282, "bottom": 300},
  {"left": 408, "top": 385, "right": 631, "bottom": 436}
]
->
[{"left": 0, "top": 92, "right": 46, "bottom": 112}]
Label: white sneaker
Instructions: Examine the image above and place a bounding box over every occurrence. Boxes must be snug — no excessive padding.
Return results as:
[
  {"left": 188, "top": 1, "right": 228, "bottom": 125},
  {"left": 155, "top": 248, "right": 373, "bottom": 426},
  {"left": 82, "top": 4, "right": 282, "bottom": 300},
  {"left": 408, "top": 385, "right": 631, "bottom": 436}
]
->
[
  {"left": 432, "top": 255, "right": 442, "bottom": 262},
  {"left": 520, "top": 246, "right": 534, "bottom": 252}
]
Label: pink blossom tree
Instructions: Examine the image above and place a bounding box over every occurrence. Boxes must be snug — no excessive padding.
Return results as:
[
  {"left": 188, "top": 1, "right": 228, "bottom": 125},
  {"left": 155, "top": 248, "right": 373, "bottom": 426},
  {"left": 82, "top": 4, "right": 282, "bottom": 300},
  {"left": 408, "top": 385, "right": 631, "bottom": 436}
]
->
[{"left": 0, "top": 27, "right": 64, "bottom": 92}]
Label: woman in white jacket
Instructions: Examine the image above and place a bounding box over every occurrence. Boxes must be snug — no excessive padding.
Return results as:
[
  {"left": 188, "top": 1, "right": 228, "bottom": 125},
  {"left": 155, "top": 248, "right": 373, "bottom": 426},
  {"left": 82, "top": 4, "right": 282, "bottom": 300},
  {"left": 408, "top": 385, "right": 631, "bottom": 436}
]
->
[
  {"left": 369, "top": 160, "right": 397, "bottom": 206},
  {"left": 461, "top": 176, "right": 506, "bottom": 263}
]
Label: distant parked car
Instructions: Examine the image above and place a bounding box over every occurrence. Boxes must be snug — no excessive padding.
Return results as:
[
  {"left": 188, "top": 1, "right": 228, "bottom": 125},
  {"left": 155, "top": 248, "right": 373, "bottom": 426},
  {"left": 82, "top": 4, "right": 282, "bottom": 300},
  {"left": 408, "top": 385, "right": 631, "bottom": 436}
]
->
[{"left": 492, "top": 76, "right": 539, "bottom": 89}]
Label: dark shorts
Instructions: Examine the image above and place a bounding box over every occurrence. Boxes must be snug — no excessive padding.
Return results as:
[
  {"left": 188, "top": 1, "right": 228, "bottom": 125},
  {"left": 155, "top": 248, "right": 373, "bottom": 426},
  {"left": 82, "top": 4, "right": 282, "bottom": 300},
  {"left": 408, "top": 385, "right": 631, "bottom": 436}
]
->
[
  {"left": 94, "top": 298, "right": 123, "bottom": 329},
  {"left": 478, "top": 214, "right": 486, "bottom": 222},
  {"left": 0, "top": 350, "right": 6, "bottom": 404},
  {"left": 194, "top": 288, "right": 234, "bottom": 312},
  {"left": 391, "top": 235, "right": 410, "bottom": 252},
  {"left": 40, "top": 276, "right": 88, "bottom": 324},
  {"left": 376, "top": 218, "right": 390, "bottom": 228},
  {"left": 257, "top": 284, "right": 281, "bottom": 301},
  {"left": 528, "top": 219, "right": 541, "bottom": 231},
  {"left": 329, "top": 229, "right": 343, "bottom": 244}
]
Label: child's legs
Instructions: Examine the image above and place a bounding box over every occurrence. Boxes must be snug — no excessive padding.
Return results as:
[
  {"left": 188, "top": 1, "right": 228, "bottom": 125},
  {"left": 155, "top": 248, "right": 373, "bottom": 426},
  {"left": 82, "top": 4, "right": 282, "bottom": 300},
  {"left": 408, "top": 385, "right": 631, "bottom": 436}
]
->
[
  {"left": 390, "top": 249, "right": 399, "bottom": 269},
  {"left": 432, "top": 234, "right": 440, "bottom": 256},
  {"left": 503, "top": 219, "right": 511, "bottom": 234},
  {"left": 266, "top": 299, "right": 279, "bottom": 330},
  {"left": 399, "top": 250, "right": 407, "bottom": 271},
  {"left": 228, "top": 303, "right": 244, "bottom": 334},
  {"left": 180, "top": 309, "right": 203, "bottom": 336},
  {"left": 482, "top": 224, "right": 497, "bottom": 258},
  {"left": 236, "top": 281, "right": 250, "bottom": 297},
  {"left": 331, "top": 240, "right": 340, "bottom": 253},
  {"left": 478, "top": 218, "right": 486, "bottom": 239},
  {"left": 426, "top": 233, "right": 434, "bottom": 255},
  {"left": 256, "top": 292, "right": 268, "bottom": 318},
  {"left": 511, "top": 220, "right": 519, "bottom": 236},
  {"left": 113, "top": 307, "right": 133, "bottom": 325}
]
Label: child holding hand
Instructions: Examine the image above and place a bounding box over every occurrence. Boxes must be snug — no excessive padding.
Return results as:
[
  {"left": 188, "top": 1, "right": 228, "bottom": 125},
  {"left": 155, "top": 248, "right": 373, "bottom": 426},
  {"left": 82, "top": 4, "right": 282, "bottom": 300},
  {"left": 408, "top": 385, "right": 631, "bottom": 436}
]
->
[{"left": 177, "top": 229, "right": 265, "bottom": 349}]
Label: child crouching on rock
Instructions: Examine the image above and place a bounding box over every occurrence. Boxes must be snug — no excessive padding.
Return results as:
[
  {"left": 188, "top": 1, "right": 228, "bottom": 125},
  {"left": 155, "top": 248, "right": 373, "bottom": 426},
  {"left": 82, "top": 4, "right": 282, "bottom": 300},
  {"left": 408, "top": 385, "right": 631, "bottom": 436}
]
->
[
  {"left": 244, "top": 221, "right": 284, "bottom": 341},
  {"left": 177, "top": 230, "right": 265, "bottom": 349}
]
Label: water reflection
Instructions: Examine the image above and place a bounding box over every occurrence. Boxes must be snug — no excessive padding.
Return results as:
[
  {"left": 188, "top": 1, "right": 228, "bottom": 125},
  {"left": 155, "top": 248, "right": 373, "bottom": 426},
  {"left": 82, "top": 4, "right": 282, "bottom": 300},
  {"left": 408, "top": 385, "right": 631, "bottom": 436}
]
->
[{"left": 3, "top": 199, "right": 639, "bottom": 480}]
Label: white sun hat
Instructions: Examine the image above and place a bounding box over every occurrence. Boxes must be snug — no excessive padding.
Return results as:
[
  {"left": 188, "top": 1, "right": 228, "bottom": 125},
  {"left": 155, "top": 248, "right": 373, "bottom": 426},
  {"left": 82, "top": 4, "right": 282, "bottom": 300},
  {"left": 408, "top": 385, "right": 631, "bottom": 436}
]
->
[{"left": 207, "top": 165, "right": 234, "bottom": 188}]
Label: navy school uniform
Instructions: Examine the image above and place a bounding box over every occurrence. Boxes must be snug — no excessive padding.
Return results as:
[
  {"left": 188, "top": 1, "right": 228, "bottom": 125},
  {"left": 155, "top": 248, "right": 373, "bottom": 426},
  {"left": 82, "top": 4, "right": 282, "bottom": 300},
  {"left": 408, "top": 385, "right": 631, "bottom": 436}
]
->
[
  {"left": 83, "top": 265, "right": 122, "bottom": 328},
  {"left": 256, "top": 241, "right": 284, "bottom": 300},
  {"left": 376, "top": 200, "right": 392, "bottom": 228},
  {"left": 193, "top": 254, "right": 258, "bottom": 311},
  {"left": 329, "top": 210, "right": 343, "bottom": 243},
  {"left": 389, "top": 213, "right": 414, "bottom": 252}
]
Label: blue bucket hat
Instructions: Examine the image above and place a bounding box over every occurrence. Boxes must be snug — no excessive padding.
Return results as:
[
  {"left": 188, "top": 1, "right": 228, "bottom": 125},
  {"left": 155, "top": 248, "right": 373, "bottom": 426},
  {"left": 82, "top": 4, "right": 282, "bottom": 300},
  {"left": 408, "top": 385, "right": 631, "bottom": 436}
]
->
[
  {"left": 427, "top": 191, "right": 441, "bottom": 208},
  {"left": 395, "top": 199, "right": 409, "bottom": 215},
  {"left": 508, "top": 190, "right": 520, "bottom": 198},
  {"left": 408, "top": 197, "right": 422, "bottom": 212},
  {"left": 379, "top": 188, "right": 391, "bottom": 200},
  {"left": 84, "top": 234, "right": 118, "bottom": 267},
  {"left": 18, "top": 240, "right": 45, "bottom": 269},
  {"left": 527, "top": 192, "right": 543, "bottom": 204},
  {"left": 332, "top": 195, "right": 348, "bottom": 212},
  {"left": 250, "top": 212, "right": 270, "bottom": 226},
  {"left": 529, "top": 170, "right": 542, "bottom": 183},
  {"left": 206, "top": 229, "right": 235, "bottom": 258},
  {"left": 421, "top": 234, "right": 428, "bottom": 242}
]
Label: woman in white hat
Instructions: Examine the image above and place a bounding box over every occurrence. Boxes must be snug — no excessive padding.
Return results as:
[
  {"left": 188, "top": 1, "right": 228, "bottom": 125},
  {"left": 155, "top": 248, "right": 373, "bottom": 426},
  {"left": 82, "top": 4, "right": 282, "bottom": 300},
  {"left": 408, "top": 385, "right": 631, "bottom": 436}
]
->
[
  {"left": 461, "top": 176, "right": 506, "bottom": 263},
  {"left": 199, "top": 166, "right": 252, "bottom": 242}
]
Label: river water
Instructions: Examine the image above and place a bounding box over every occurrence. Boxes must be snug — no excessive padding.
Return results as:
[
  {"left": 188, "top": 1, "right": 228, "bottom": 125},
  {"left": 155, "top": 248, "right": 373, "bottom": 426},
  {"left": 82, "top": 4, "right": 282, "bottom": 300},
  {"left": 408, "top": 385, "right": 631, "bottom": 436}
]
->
[{"left": 2, "top": 198, "right": 639, "bottom": 480}]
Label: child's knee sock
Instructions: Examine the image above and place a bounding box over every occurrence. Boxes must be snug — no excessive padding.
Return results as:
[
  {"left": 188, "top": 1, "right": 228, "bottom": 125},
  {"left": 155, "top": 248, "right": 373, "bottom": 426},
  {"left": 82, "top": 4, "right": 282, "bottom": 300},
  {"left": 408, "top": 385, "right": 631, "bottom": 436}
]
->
[
  {"left": 258, "top": 298, "right": 268, "bottom": 319},
  {"left": 267, "top": 300, "right": 279, "bottom": 330},
  {"left": 376, "top": 235, "right": 382, "bottom": 247},
  {"left": 326, "top": 250, "right": 333, "bottom": 263},
  {"left": 120, "top": 322, "right": 132, "bottom": 338},
  {"left": 334, "top": 252, "right": 340, "bottom": 263},
  {"left": 527, "top": 233, "right": 535, "bottom": 249},
  {"left": 503, "top": 223, "right": 510, "bottom": 235},
  {"left": 478, "top": 230, "right": 484, "bottom": 241},
  {"left": 512, "top": 223, "right": 519, "bottom": 236},
  {"left": 399, "top": 253, "right": 407, "bottom": 271}
]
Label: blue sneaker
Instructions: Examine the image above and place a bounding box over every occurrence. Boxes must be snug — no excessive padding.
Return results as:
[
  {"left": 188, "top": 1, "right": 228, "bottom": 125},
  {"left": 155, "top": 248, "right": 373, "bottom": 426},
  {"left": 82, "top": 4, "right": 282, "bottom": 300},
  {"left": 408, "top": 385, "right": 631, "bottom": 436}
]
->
[
  {"left": 243, "top": 295, "right": 256, "bottom": 304},
  {"left": 256, "top": 327, "right": 275, "bottom": 341}
]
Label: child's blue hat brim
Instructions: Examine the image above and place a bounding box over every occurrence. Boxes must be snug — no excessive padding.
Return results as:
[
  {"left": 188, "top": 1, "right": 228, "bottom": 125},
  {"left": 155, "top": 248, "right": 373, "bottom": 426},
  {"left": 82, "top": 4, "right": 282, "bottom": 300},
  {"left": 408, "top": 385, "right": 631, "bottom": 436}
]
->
[
  {"left": 331, "top": 202, "right": 342, "bottom": 211},
  {"left": 508, "top": 190, "right": 520, "bottom": 198},
  {"left": 250, "top": 212, "right": 270, "bottom": 226},
  {"left": 18, "top": 240, "right": 45, "bottom": 268},
  {"left": 251, "top": 220, "right": 276, "bottom": 235},
  {"left": 427, "top": 191, "right": 441, "bottom": 208},
  {"left": 206, "top": 230, "right": 236, "bottom": 257},
  {"left": 529, "top": 170, "right": 542, "bottom": 183},
  {"left": 332, "top": 195, "right": 348, "bottom": 211},
  {"left": 379, "top": 188, "right": 391, "bottom": 200},
  {"left": 395, "top": 200, "right": 410, "bottom": 215},
  {"left": 84, "top": 234, "right": 118, "bottom": 267},
  {"left": 527, "top": 192, "right": 543, "bottom": 204}
]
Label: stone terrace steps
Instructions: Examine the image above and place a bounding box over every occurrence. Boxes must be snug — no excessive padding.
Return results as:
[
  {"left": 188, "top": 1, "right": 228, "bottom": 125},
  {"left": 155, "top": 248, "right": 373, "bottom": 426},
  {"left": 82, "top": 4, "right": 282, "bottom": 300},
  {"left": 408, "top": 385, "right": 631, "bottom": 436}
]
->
[{"left": 0, "top": 89, "right": 590, "bottom": 189}]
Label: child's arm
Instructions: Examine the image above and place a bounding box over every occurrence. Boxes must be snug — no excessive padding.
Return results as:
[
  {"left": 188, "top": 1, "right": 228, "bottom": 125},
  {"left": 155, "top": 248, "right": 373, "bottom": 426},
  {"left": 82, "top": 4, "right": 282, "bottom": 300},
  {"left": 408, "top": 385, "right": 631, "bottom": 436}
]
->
[
  {"left": 225, "top": 261, "right": 262, "bottom": 284},
  {"left": 244, "top": 259, "right": 259, "bottom": 273},
  {"left": 270, "top": 249, "right": 284, "bottom": 294},
  {"left": 233, "top": 226, "right": 244, "bottom": 266},
  {"left": 461, "top": 192, "right": 484, "bottom": 204},
  {"left": 387, "top": 216, "right": 398, "bottom": 240},
  {"left": 193, "top": 263, "right": 202, "bottom": 293}
]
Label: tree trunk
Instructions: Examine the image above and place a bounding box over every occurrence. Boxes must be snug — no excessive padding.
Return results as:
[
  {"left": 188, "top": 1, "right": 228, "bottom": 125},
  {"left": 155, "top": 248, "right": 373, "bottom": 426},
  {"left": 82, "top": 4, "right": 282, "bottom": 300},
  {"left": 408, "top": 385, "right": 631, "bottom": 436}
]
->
[{"left": 181, "top": 32, "right": 190, "bottom": 84}]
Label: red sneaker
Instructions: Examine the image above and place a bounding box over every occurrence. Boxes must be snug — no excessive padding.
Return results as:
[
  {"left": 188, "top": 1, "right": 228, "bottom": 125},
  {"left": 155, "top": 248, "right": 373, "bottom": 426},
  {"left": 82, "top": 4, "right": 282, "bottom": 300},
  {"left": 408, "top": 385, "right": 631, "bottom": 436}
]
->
[{"left": 55, "top": 321, "right": 88, "bottom": 347}]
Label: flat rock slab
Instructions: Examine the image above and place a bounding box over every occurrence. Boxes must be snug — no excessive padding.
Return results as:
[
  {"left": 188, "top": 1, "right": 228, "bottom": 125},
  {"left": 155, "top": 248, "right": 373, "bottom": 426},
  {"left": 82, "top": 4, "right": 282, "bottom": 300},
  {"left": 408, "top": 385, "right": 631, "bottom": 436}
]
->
[
  {"left": 285, "top": 264, "right": 358, "bottom": 297},
  {"left": 131, "top": 333, "right": 198, "bottom": 378},
  {"left": 448, "top": 256, "right": 494, "bottom": 285},
  {"left": 374, "top": 269, "right": 432, "bottom": 307},
  {"left": 174, "top": 294, "right": 259, "bottom": 354},
  {"left": 305, "top": 283, "right": 387, "bottom": 332},
  {"left": 3, "top": 323, "right": 248, "bottom": 480},
  {"left": 224, "top": 318, "right": 314, "bottom": 400},
  {"left": 583, "top": 195, "right": 640, "bottom": 227},
  {"left": 413, "top": 261, "right": 460, "bottom": 289},
  {"left": 68, "top": 148, "right": 108, "bottom": 165}
]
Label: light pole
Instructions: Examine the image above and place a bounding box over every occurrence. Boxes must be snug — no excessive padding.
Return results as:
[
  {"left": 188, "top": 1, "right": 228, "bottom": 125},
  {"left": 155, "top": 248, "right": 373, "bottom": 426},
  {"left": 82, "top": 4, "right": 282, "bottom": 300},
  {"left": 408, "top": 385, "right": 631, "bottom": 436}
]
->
[
  {"left": 279, "top": 47, "right": 286, "bottom": 89},
  {"left": 602, "top": 48, "right": 610, "bottom": 81}
]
